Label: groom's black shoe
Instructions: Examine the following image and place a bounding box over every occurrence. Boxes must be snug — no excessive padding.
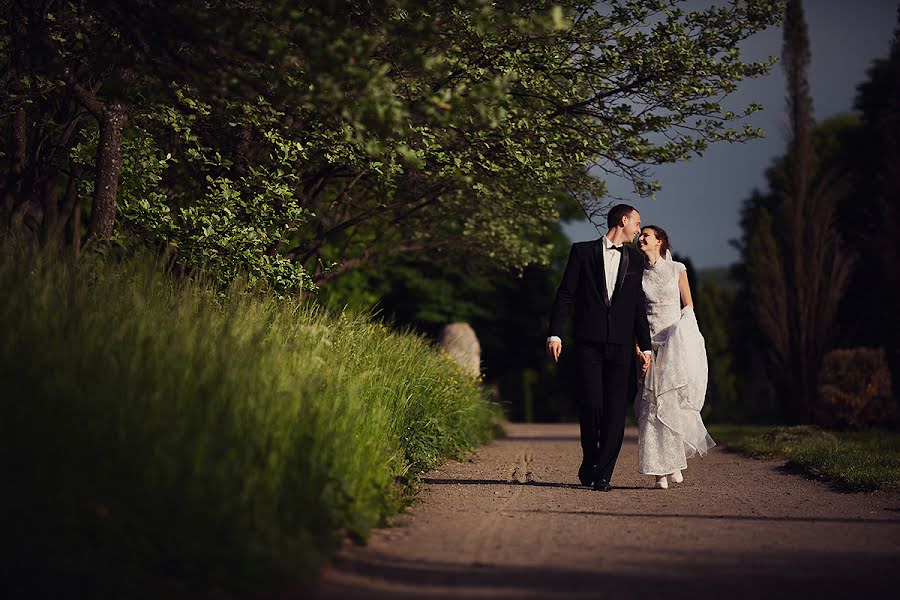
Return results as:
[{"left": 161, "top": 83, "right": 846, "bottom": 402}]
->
[
  {"left": 592, "top": 478, "right": 613, "bottom": 492},
  {"left": 578, "top": 461, "right": 595, "bottom": 486}
]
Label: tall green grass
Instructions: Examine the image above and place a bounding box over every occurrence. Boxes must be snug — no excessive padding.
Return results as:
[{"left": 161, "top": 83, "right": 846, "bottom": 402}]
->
[{"left": 0, "top": 250, "right": 498, "bottom": 598}]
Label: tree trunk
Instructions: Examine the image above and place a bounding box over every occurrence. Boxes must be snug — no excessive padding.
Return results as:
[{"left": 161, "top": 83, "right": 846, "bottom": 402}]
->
[
  {"left": 38, "top": 174, "right": 62, "bottom": 248},
  {"left": 69, "top": 183, "right": 82, "bottom": 260},
  {"left": 2, "top": 107, "right": 28, "bottom": 225},
  {"left": 87, "top": 103, "right": 126, "bottom": 241},
  {"left": 43, "top": 175, "right": 79, "bottom": 253},
  {"left": 231, "top": 125, "right": 253, "bottom": 177}
]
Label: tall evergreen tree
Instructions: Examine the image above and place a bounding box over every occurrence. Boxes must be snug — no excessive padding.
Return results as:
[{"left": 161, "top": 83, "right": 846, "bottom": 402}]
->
[
  {"left": 746, "top": 0, "right": 854, "bottom": 423},
  {"left": 852, "top": 6, "right": 900, "bottom": 399}
]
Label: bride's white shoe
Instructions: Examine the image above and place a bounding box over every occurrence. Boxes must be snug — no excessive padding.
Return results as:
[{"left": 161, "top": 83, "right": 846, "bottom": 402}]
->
[
  {"left": 655, "top": 475, "right": 668, "bottom": 489},
  {"left": 671, "top": 469, "right": 683, "bottom": 484}
]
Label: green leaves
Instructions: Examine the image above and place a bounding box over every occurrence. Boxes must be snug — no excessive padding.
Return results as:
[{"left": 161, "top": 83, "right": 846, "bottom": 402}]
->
[{"left": 2, "top": 0, "right": 780, "bottom": 292}]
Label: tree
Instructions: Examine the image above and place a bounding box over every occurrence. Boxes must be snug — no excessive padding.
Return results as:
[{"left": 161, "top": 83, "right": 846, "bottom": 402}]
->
[
  {"left": 1, "top": 1, "right": 782, "bottom": 293},
  {"left": 742, "top": 0, "right": 853, "bottom": 423},
  {"left": 851, "top": 7, "right": 900, "bottom": 399},
  {"left": 694, "top": 272, "right": 739, "bottom": 418}
]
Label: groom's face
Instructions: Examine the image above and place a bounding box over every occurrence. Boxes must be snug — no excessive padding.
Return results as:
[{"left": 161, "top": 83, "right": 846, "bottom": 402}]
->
[{"left": 623, "top": 210, "right": 641, "bottom": 242}]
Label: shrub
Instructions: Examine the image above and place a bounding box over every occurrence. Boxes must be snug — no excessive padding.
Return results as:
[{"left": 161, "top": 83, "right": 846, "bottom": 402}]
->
[{"left": 816, "top": 347, "right": 896, "bottom": 428}]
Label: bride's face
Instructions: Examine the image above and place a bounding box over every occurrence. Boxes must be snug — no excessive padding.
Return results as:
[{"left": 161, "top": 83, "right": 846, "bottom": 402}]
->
[{"left": 638, "top": 228, "right": 661, "bottom": 253}]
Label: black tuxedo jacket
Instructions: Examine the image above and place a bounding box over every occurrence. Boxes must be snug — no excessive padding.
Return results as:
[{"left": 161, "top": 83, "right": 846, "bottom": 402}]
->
[{"left": 549, "top": 240, "right": 652, "bottom": 350}]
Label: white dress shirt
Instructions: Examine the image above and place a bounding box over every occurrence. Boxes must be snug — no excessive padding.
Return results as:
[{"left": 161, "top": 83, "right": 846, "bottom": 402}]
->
[{"left": 601, "top": 234, "right": 622, "bottom": 304}]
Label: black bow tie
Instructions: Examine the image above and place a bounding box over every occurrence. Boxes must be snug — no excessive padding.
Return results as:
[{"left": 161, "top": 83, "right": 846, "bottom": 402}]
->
[{"left": 610, "top": 245, "right": 623, "bottom": 252}]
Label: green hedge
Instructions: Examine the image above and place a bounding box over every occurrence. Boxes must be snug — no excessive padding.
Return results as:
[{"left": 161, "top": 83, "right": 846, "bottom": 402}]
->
[{"left": 0, "top": 252, "right": 498, "bottom": 598}]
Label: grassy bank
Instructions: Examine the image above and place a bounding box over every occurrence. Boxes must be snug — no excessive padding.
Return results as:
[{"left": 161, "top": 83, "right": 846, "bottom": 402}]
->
[
  {"left": 0, "top": 251, "right": 498, "bottom": 598},
  {"left": 709, "top": 424, "right": 900, "bottom": 492}
]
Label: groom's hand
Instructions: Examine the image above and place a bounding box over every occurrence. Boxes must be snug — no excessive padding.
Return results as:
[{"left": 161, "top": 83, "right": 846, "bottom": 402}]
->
[
  {"left": 639, "top": 352, "right": 651, "bottom": 375},
  {"left": 547, "top": 339, "right": 562, "bottom": 363}
]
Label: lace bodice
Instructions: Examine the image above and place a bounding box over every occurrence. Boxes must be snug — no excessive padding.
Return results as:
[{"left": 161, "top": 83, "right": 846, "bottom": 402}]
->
[{"left": 642, "top": 258, "right": 686, "bottom": 338}]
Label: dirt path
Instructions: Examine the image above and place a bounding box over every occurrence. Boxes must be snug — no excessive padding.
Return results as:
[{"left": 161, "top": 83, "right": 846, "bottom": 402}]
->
[{"left": 313, "top": 423, "right": 900, "bottom": 599}]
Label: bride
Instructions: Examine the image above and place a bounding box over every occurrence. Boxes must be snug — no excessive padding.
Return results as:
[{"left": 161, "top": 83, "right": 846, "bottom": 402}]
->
[{"left": 635, "top": 226, "right": 715, "bottom": 489}]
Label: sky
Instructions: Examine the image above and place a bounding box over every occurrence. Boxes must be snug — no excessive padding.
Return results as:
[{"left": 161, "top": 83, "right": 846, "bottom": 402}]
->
[{"left": 563, "top": 0, "right": 899, "bottom": 269}]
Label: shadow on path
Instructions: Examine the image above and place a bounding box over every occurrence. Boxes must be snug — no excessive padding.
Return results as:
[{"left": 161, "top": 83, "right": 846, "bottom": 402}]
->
[
  {"left": 500, "top": 434, "right": 638, "bottom": 444},
  {"left": 314, "top": 548, "right": 897, "bottom": 599},
  {"left": 511, "top": 509, "right": 900, "bottom": 525},
  {"left": 422, "top": 478, "right": 645, "bottom": 491}
]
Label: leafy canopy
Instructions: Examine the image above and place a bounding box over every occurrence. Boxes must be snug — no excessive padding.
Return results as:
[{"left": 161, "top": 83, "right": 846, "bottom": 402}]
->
[{"left": 1, "top": 1, "right": 781, "bottom": 293}]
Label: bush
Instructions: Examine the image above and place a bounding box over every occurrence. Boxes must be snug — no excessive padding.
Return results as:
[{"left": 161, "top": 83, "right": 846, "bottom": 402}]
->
[
  {"left": 816, "top": 347, "right": 896, "bottom": 428},
  {"left": 0, "top": 250, "right": 498, "bottom": 598}
]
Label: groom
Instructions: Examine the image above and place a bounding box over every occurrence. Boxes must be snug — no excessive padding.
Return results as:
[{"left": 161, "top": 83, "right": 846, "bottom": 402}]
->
[{"left": 547, "top": 204, "right": 652, "bottom": 491}]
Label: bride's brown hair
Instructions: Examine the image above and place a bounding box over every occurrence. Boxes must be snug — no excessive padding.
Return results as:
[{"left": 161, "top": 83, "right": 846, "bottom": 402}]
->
[{"left": 642, "top": 225, "right": 670, "bottom": 257}]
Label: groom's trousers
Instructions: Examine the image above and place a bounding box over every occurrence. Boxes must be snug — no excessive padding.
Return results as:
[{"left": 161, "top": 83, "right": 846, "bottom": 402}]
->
[{"left": 575, "top": 341, "right": 632, "bottom": 483}]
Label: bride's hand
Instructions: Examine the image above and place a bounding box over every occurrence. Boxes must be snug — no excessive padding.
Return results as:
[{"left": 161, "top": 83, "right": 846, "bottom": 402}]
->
[{"left": 639, "top": 352, "right": 651, "bottom": 375}]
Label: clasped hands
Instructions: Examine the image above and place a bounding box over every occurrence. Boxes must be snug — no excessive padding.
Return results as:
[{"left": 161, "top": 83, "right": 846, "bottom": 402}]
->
[
  {"left": 637, "top": 349, "right": 652, "bottom": 375},
  {"left": 545, "top": 340, "right": 652, "bottom": 375}
]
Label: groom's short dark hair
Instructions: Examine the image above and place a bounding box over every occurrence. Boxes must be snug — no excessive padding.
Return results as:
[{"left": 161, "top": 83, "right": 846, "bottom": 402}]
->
[{"left": 607, "top": 203, "right": 637, "bottom": 229}]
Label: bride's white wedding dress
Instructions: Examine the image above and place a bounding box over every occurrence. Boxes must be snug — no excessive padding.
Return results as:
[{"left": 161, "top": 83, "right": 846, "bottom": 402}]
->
[{"left": 636, "top": 255, "right": 715, "bottom": 476}]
